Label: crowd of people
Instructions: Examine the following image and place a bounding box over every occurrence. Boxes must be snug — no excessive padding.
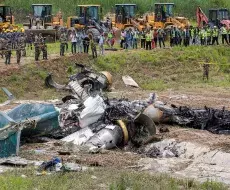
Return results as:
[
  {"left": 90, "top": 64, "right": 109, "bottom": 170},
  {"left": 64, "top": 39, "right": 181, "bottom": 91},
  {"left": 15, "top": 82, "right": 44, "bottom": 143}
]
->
[
  {"left": 119, "top": 24, "right": 230, "bottom": 50},
  {"left": 0, "top": 24, "right": 229, "bottom": 65},
  {"left": 0, "top": 29, "right": 27, "bottom": 65}
]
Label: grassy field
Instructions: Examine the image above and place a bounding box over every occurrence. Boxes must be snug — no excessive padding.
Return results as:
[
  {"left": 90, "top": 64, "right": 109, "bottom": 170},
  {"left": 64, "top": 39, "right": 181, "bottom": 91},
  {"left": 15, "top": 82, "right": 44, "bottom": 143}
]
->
[
  {"left": 0, "top": 45, "right": 230, "bottom": 103},
  {"left": 0, "top": 168, "right": 227, "bottom": 190}
]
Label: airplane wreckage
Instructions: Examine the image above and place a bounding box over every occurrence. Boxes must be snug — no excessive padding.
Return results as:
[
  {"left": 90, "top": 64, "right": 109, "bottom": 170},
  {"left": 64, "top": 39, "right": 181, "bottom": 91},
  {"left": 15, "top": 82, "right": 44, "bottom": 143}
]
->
[{"left": 1, "top": 64, "right": 230, "bottom": 158}]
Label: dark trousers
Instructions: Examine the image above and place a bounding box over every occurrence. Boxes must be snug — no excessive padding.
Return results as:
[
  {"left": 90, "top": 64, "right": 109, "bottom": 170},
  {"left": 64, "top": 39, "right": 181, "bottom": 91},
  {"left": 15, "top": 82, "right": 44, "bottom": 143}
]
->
[
  {"left": 16, "top": 49, "right": 21, "bottom": 64},
  {"left": 5, "top": 51, "right": 11, "bottom": 64},
  {"left": 158, "top": 37, "right": 165, "bottom": 48},
  {"left": 41, "top": 45, "right": 48, "bottom": 60},
  {"left": 120, "top": 39, "right": 125, "bottom": 48},
  {"left": 65, "top": 42, "right": 68, "bottom": 51},
  {"left": 154, "top": 38, "right": 157, "bottom": 47},
  {"left": 207, "top": 37, "right": 211, "bottom": 45},
  {"left": 132, "top": 38, "right": 138, "bottom": 49},
  {"left": 222, "top": 34, "right": 228, "bottom": 44},
  {"left": 184, "top": 37, "right": 190, "bottom": 47},
  {"left": 146, "top": 41, "right": 151, "bottom": 50},
  {"left": 22, "top": 48, "right": 26, "bottom": 57},
  {"left": 84, "top": 45, "right": 89, "bottom": 53},
  {"left": 71, "top": 42, "right": 77, "bottom": 54},
  {"left": 60, "top": 43, "right": 65, "bottom": 56},
  {"left": 141, "top": 39, "right": 146, "bottom": 49},
  {"left": 35, "top": 46, "right": 40, "bottom": 61},
  {"left": 212, "top": 37, "right": 219, "bottom": 45},
  {"left": 91, "top": 46, "right": 97, "bottom": 58},
  {"left": 170, "top": 37, "right": 175, "bottom": 47}
]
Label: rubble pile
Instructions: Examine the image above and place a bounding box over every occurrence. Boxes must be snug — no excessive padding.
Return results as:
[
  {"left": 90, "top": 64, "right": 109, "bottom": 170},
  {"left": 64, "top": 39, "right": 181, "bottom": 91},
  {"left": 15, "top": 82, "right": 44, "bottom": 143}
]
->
[{"left": 2, "top": 65, "right": 230, "bottom": 159}]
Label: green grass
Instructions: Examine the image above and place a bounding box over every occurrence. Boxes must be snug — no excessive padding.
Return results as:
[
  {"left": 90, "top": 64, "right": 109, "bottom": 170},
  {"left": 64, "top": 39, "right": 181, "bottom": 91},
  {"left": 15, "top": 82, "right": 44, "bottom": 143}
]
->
[
  {"left": 0, "top": 45, "right": 230, "bottom": 103},
  {"left": 0, "top": 168, "right": 228, "bottom": 190}
]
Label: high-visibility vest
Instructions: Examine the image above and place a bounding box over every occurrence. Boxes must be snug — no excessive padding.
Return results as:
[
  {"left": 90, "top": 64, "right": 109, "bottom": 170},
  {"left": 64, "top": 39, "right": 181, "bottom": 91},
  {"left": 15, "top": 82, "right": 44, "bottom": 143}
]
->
[
  {"left": 221, "top": 27, "right": 227, "bottom": 35},
  {"left": 133, "top": 31, "right": 139, "bottom": 39},
  {"left": 146, "top": 33, "right": 151, "bottom": 41},
  {"left": 190, "top": 29, "right": 195, "bottom": 37},
  {"left": 213, "top": 29, "right": 218, "bottom": 37},
  {"left": 206, "top": 29, "right": 211, "bottom": 37},
  {"left": 141, "top": 32, "right": 146, "bottom": 39}
]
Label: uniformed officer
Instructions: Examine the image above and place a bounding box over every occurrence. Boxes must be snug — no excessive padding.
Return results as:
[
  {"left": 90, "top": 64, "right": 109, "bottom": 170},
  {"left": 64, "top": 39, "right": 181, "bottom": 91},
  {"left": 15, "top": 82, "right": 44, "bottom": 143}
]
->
[
  {"left": 89, "top": 34, "right": 97, "bottom": 58},
  {"left": 34, "top": 34, "right": 40, "bottom": 61},
  {"left": 5, "top": 39, "right": 12, "bottom": 65},
  {"left": 59, "top": 32, "right": 66, "bottom": 56},
  {"left": 203, "top": 63, "right": 210, "bottom": 81}
]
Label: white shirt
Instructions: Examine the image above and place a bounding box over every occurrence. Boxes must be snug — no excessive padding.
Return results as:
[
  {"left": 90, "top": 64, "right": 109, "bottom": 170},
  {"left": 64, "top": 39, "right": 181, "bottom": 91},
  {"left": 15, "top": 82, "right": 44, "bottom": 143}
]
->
[
  {"left": 99, "top": 36, "right": 105, "bottom": 44},
  {"left": 70, "top": 33, "right": 77, "bottom": 43}
]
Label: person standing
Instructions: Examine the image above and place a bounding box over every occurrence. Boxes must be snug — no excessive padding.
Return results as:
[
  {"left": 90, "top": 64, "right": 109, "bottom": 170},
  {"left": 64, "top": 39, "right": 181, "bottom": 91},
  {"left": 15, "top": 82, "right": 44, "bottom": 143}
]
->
[
  {"left": 90, "top": 35, "right": 97, "bottom": 59},
  {"left": 59, "top": 32, "right": 66, "bottom": 56},
  {"left": 170, "top": 26, "right": 176, "bottom": 47},
  {"left": 98, "top": 33, "right": 105, "bottom": 55},
  {"left": 15, "top": 41, "right": 21, "bottom": 64},
  {"left": 145, "top": 31, "right": 152, "bottom": 50},
  {"left": 220, "top": 25, "right": 229, "bottom": 45},
  {"left": 120, "top": 30, "right": 126, "bottom": 48},
  {"left": 132, "top": 28, "right": 139, "bottom": 49},
  {"left": 5, "top": 39, "right": 12, "bottom": 65},
  {"left": 70, "top": 30, "right": 77, "bottom": 54},
  {"left": 140, "top": 29, "right": 146, "bottom": 49},
  {"left": 212, "top": 26, "right": 219, "bottom": 45},
  {"left": 157, "top": 27, "right": 165, "bottom": 48},
  {"left": 34, "top": 34, "right": 40, "bottom": 61},
  {"left": 83, "top": 34, "right": 90, "bottom": 53},
  {"left": 206, "top": 26, "right": 212, "bottom": 45},
  {"left": 40, "top": 37, "right": 48, "bottom": 60},
  {"left": 153, "top": 28, "right": 158, "bottom": 48},
  {"left": 184, "top": 27, "right": 190, "bottom": 47},
  {"left": 76, "top": 30, "right": 83, "bottom": 53}
]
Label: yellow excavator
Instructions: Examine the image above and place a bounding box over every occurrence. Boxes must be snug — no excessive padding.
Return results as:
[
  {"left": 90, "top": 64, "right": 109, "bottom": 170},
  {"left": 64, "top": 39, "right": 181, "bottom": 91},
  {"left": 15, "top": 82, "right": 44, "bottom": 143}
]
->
[
  {"left": 145, "top": 3, "right": 190, "bottom": 29},
  {"left": 23, "top": 4, "right": 64, "bottom": 41},
  {"left": 112, "top": 4, "right": 145, "bottom": 31},
  {"left": 0, "top": 5, "right": 18, "bottom": 32},
  {"left": 67, "top": 5, "right": 109, "bottom": 40}
]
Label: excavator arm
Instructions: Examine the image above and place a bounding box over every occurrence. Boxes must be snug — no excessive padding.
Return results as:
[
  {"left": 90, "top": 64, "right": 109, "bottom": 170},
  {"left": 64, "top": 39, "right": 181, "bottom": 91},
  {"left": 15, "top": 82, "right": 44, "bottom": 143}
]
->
[{"left": 196, "top": 6, "right": 208, "bottom": 28}]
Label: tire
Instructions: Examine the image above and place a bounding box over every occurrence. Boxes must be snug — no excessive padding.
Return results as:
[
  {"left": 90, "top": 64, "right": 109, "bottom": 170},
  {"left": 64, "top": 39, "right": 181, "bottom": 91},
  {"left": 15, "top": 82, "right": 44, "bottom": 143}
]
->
[{"left": 87, "top": 28, "right": 100, "bottom": 42}]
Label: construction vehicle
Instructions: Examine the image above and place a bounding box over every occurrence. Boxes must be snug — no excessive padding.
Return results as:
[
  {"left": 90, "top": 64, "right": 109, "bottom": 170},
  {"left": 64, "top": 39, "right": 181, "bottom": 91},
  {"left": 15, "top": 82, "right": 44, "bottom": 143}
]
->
[
  {"left": 23, "top": 4, "right": 64, "bottom": 41},
  {"left": 197, "top": 6, "right": 230, "bottom": 29},
  {"left": 145, "top": 3, "right": 190, "bottom": 30},
  {"left": 113, "top": 4, "right": 144, "bottom": 31},
  {"left": 67, "top": 5, "right": 108, "bottom": 40},
  {"left": 0, "top": 5, "right": 18, "bottom": 32}
]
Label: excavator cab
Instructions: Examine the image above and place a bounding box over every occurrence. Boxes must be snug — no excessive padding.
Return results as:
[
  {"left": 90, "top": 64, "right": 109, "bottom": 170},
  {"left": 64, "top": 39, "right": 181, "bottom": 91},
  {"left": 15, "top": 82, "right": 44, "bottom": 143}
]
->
[
  {"left": 154, "top": 3, "right": 174, "bottom": 22},
  {"left": 0, "top": 5, "right": 13, "bottom": 24},
  {"left": 32, "top": 4, "right": 52, "bottom": 23},
  {"left": 114, "top": 4, "right": 136, "bottom": 29},
  {"left": 209, "top": 9, "right": 229, "bottom": 27},
  {"left": 77, "top": 5, "right": 100, "bottom": 24}
]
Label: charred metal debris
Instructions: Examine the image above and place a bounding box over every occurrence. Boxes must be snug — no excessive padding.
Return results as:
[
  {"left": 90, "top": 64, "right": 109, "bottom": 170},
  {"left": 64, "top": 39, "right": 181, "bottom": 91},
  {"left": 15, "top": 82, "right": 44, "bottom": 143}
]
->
[{"left": 1, "top": 64, "right": 230, "bottom": 157}]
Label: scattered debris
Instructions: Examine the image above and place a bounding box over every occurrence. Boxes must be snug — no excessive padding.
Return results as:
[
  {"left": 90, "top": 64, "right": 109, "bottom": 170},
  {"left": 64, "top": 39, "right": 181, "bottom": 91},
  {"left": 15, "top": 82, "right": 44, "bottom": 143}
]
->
[
  {"left": 122, "top": 76, "right": 139, "bottom": 88},
  {"left": 0, "top": 88, "right": 15, "bottom": 107},
  {"left": 45, "top": 63, "right": 112, "bottom": 96},
  {"left": 147, "top": 103, "right": 230, "bottom": 134},
  {"left": 0, "top": 157, "right": 30, "bottom": 167},
  {"left": 37, "top": 157, "right": 86, "bottom": 175}
]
